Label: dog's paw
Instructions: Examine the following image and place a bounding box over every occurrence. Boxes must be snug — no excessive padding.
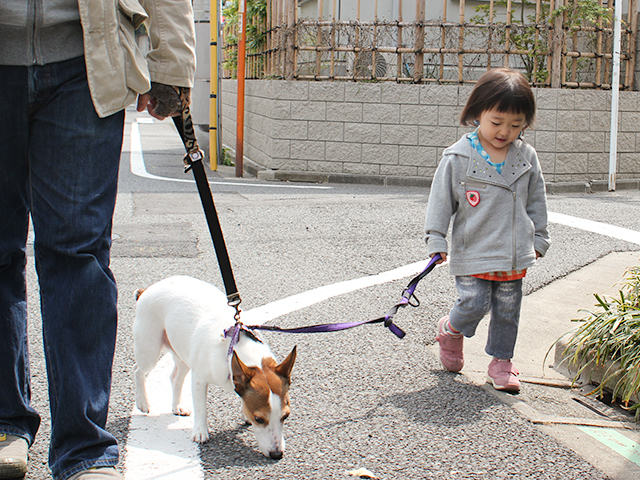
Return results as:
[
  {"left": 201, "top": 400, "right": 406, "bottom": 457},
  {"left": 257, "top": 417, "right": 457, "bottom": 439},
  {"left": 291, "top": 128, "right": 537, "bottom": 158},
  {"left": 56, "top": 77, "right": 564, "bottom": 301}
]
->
[
  {"left": 136, "top": 400, "right": 150, "bottom": 414},
  {"left": 173, "top": 404, "right": 192, "bottom": 416},
  {"left": 191, "top": 429, "right": 209, "bottom": 443}
]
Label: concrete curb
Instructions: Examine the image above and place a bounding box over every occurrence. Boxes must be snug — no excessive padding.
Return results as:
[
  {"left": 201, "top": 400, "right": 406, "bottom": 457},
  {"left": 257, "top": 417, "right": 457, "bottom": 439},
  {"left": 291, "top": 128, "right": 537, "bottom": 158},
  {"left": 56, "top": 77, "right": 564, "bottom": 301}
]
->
[
  {"left": 220, "top": 142, "right": 640, "bottom": 193},
  {"left": 554, "top": 337, "right": 640, "bottom": 405},
  {"left": 255, "top": 168, "right": 640, "bottom": 194}
]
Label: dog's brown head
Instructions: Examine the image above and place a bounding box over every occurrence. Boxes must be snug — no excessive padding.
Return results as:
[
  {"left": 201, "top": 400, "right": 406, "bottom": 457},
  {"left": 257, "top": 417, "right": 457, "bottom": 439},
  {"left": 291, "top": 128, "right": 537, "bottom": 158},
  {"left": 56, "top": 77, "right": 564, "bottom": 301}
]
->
[{"left": 231, "top": 346, "right": 296, "bottom": 459}]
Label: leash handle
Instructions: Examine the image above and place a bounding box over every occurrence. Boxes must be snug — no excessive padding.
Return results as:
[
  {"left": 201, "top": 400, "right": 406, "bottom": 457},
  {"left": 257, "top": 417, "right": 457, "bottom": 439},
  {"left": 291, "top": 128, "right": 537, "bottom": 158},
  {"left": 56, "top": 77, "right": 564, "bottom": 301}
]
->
[
  {"left": 171, "top": 91, "right": 242, "bottom": 315},
  {"left": 226, "top": 254, "right": 444, "bottom": 344},
  {"left": 383, "top": 253, "right": 442, "bottom": 329}
]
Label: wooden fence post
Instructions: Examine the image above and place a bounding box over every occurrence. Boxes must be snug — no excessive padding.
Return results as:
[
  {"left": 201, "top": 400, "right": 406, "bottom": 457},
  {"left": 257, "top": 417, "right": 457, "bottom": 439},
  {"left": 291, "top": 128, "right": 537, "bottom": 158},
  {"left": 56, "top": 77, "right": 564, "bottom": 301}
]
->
[
  {"left": 285, "top": 0, "right": 296, "bottom": 79},
  {"left": 626, "top": 0, "right": 638, "bottom": 88},
  {"left": 550, "top": 0, "right": 565, "bottom": 88},
  {"left": 415, "top": 0, "right": 425, "bottom": 82}
]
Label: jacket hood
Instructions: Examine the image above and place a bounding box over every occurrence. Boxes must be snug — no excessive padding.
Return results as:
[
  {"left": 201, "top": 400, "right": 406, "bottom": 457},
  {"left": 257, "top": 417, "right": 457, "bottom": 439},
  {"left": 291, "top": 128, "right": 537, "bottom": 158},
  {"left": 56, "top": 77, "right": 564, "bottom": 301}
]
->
[{"left": 443, "top": 134, "right": 533, "bottom": 187}]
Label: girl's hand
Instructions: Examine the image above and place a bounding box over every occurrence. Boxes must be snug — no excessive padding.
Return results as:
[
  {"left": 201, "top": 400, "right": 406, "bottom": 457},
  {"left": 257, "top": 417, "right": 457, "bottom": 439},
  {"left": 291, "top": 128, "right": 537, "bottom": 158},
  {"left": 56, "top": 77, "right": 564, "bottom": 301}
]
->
[{"left": 432, "top": 252, "right": 447, "bottom": 264}]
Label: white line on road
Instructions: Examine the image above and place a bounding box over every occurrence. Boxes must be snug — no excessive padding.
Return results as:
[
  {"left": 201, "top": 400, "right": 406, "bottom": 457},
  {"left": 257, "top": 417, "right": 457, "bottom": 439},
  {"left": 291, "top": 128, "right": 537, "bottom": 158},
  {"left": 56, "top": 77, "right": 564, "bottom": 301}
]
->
[
  {"left": 548, "top": 211, "right": 640, "bottom": 245},
  {"left": 128, "top": 119, "right": 331, "bottom": 190},
  {"left": 124, "top": 355, "right": 202, "bottom": 480}
]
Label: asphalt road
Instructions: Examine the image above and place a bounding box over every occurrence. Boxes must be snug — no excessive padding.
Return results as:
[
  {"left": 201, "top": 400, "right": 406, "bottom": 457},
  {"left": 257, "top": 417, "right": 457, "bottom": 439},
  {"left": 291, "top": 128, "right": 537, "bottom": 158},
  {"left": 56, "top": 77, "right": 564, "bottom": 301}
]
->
[{"left": 21, "top": 109, "right": 640, "bottom": 479}]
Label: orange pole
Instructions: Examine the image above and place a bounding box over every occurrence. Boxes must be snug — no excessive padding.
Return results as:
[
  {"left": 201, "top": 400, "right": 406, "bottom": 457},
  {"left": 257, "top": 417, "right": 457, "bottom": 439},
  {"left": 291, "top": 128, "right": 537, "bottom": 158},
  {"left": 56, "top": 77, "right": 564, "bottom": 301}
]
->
[{"left": 235, "top": 0, "right": 247, "bottom": 177}]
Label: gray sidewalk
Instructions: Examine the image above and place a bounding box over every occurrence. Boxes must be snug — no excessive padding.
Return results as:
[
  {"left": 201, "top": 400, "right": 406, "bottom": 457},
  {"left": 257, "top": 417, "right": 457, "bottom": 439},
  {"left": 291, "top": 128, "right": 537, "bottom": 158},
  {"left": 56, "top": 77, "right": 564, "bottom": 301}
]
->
[{"left": 429, "top": 251, "right": 640, "bottom": 480}]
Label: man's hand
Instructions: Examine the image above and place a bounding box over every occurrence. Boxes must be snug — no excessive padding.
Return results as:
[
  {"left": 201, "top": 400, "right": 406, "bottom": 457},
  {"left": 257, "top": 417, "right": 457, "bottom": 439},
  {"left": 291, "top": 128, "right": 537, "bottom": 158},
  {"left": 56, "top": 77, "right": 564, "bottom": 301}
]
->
[{"left": 137, "top": 83, "right": 190, "bottom": 120}]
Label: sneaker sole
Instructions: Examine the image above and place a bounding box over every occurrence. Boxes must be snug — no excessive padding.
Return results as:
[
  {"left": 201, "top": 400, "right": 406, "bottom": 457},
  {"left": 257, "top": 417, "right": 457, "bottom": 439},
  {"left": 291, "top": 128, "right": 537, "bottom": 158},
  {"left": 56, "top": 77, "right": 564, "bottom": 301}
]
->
[
  {"left": 0, "top": 461, "right": 28, "bottom": 479},
  {"left": 487, "top": 375, "right": 520, "bottom": 393}
]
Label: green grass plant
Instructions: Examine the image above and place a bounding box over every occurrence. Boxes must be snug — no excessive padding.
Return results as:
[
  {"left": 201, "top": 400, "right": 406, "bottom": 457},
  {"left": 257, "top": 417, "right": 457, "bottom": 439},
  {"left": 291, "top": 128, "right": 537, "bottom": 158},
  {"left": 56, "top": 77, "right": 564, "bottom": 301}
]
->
[{"left": 561, "top": 265, "right": 640, "bottom": 419}]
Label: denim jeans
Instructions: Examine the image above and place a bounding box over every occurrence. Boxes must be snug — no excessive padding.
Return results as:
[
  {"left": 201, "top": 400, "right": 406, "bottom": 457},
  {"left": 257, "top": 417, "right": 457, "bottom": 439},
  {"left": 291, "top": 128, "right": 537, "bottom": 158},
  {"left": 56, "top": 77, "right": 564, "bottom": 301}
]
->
[
  {"left": 448, "top": 276, "right": 523, "bottom": 360},
  {"left": 0, "top": 56, "right": 124, "bottom": 480}
]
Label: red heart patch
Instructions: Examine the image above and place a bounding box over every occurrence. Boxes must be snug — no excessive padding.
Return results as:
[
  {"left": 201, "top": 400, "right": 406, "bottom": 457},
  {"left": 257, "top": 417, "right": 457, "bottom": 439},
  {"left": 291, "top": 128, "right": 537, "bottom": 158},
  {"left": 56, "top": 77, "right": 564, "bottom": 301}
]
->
[{"left": 466, "top": 191, "right": 480, "bottom": 207}]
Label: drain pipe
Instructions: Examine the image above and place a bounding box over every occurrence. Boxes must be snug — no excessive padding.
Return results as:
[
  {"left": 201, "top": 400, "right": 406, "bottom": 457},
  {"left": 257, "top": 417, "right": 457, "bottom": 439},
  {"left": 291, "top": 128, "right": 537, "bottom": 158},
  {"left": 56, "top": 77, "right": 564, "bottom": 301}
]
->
[
  {"left": 608, "top": 0, "right": 623, "bottom": 191},
  {"left": 235, "top": 0, "right": 247, "bottom": 178}
]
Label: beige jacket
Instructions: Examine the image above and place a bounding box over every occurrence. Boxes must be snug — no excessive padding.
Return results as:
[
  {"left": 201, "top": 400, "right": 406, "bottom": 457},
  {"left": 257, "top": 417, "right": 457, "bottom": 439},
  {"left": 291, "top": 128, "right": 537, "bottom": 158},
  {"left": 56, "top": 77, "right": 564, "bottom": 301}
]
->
[{"left": 78, "top": 0, "right": 196, "bottom": 117}]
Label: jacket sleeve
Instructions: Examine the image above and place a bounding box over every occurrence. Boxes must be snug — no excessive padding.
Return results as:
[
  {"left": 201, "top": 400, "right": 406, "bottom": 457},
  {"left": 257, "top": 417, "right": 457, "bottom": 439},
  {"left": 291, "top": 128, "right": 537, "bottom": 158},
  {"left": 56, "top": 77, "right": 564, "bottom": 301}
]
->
[
  {"left": 424, "top": 155, "right": 457, "bottom": 256},
  {"left": 526, "top": 150, "right": 551, "bottom": 257},
  {"left": 140, "top": 0, "right": 196, "bottom": 88}
]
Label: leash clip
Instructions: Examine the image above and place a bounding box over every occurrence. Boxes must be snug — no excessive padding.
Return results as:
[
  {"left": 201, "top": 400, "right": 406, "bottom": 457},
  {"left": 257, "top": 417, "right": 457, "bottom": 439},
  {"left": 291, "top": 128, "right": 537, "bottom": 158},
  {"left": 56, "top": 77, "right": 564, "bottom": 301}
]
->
[
  {"left": 183, "top": 149, "right": 204, "bottom": 173},
  {"left": 227, "top": 293, "right": 242, "bottom": 322}
]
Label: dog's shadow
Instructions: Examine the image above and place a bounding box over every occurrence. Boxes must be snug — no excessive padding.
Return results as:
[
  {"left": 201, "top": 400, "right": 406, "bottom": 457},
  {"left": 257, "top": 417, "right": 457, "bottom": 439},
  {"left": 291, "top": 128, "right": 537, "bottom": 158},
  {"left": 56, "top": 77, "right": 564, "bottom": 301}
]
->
[{"left": 199, "top": 422, "right": 275, "bottom": 470}]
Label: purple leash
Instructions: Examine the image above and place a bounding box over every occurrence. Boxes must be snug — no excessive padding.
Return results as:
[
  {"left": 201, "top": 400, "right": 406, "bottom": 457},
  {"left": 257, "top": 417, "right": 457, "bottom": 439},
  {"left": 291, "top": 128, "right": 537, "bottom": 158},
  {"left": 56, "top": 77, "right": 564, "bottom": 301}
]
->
[{"left": 225, "top": 253, "right": 443, "bottom": 355}]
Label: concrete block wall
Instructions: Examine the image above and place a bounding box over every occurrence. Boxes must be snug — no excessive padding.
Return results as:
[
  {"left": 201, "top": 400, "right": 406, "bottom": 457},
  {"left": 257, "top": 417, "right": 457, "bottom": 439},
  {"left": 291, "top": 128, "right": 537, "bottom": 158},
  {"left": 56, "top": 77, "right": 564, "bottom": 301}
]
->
[{"left": 221, "top": 79, "right": 640, "bottom": 187}]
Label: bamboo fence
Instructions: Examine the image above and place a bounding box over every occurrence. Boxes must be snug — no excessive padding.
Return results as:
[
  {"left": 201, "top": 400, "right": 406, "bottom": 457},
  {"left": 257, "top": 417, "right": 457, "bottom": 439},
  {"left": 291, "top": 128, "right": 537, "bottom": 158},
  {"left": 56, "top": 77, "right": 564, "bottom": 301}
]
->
[{"left": 222, "top": 0, "right": 639, "bottom": 89}]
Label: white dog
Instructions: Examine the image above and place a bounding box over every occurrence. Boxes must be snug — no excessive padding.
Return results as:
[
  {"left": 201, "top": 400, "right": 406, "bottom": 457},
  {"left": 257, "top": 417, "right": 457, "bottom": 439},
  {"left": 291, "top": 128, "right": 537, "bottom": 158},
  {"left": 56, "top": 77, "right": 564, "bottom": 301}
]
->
[{"left": 132, "top": 276, "right": 296, "bottom": 459}]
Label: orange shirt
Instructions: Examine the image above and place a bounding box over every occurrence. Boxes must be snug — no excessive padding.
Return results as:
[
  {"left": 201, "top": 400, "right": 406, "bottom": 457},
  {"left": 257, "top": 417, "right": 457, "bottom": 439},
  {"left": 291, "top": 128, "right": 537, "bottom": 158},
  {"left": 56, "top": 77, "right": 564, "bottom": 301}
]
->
[{"left": 472, "top": 270, "right": 527, "bottom": 281}]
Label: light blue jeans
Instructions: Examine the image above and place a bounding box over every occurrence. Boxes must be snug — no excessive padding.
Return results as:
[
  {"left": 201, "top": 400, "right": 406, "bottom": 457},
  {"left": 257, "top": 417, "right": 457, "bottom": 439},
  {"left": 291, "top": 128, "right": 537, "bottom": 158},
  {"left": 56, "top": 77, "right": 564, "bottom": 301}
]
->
[
  {"left": 448, "top": 276, "right": 523, "bottom": 360},
  {"left": 0, "top": 56, "right": 124, "bottom": 480}
]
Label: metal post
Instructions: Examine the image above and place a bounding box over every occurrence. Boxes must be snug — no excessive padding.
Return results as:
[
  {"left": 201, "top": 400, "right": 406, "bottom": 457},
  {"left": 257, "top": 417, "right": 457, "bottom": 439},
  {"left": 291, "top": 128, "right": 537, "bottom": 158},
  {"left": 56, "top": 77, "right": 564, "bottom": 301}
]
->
[
  {"left": 209, "top": 0, "right": 219, "bottom": 171},
  {"left": 609, "top": 0, "right": 623, "bottom": 191},
  {"left": 235, "top": 0, "right": 247, "bottom": 177}
]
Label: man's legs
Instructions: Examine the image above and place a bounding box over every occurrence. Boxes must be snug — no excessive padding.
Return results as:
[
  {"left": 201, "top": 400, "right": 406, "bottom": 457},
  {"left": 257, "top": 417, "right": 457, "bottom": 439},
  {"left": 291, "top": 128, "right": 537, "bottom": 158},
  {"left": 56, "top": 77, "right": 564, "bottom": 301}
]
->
[
  {"left": 1, "top": 56, "right": 125, "bottom": 480},
  {"left": 0, "top": 66, "right": 42, "bottom": 449}
]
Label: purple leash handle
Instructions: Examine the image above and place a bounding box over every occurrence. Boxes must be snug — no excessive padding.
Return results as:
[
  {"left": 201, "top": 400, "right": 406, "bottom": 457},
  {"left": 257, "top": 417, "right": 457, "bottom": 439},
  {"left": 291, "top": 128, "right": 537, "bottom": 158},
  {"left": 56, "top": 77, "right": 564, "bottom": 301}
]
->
[
  {"left": 383, "top": 253, "right": 442, "bottom": 330},
  {"left": 225, "top": 253, "right": 442, "bottom": 346}
]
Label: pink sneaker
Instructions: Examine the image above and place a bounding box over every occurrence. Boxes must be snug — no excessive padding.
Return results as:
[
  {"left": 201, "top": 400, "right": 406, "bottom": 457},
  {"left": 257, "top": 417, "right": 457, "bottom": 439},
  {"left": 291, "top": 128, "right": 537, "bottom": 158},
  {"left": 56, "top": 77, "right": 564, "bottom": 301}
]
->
[
  {"left": 487, "top": 358, "right": 520, "bottom": 393},
  {"left": 435, "top": 316, "right": 464, "bottom": 372}
]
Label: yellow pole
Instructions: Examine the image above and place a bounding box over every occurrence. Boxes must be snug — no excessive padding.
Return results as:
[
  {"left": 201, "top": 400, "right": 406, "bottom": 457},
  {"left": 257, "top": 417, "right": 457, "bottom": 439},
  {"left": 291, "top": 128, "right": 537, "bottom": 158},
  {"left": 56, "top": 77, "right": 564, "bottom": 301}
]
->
[{"left": 209, "top": 0, "right": 219, "bottom": 170}]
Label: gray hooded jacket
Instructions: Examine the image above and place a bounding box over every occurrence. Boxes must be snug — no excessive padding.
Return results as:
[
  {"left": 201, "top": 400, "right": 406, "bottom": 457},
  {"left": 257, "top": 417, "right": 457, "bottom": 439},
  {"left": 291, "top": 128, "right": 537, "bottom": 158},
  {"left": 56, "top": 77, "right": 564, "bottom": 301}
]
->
[{"left": 424, "top": 134, "right": 550, "bottom": 277}]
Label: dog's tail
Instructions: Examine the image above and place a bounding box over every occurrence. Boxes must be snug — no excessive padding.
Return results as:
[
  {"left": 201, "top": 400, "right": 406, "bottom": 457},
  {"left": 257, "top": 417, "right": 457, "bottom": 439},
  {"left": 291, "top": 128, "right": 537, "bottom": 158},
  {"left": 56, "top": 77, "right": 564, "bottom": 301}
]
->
[{"left": 134, "top": 288, "right": 147, "bottom": 301}]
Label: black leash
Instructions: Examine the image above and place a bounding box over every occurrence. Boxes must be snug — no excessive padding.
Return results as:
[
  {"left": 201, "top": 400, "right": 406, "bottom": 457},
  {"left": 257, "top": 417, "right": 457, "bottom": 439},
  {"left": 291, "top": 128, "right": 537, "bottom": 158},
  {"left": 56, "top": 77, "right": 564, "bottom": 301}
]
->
[
  {"left": 169, "top": 92, "right": 442, "bottom": 346},
  {"left": 171, "top": 89, "right": 241, "bottom": 314}
]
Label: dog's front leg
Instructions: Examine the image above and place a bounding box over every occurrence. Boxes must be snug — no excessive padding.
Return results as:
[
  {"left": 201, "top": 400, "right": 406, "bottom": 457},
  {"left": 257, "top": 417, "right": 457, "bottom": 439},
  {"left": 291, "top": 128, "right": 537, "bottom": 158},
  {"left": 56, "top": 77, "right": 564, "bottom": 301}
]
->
[{"left": 190, "top": 375, "right": 210, "bottom": 443}]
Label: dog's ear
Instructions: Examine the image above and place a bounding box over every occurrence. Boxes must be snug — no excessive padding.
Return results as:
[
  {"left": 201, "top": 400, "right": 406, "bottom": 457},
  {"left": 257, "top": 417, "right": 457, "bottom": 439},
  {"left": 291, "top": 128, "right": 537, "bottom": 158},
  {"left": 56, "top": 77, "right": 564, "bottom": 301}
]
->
[
  {"left": 231, "top": 351, "right": 254, "bottom": 396},
  {"left": 275, "top": 346, "right": 297, "bottom": 384}
]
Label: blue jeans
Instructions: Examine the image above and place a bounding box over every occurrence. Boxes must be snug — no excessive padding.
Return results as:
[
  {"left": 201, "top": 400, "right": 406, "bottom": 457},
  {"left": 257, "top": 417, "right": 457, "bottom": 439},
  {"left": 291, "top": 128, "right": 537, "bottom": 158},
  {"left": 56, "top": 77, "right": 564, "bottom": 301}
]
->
[
  {"left": 448, "top": 276, "right": 523, "bottom": 360},
  {"left": 0, "top": 56, "right": 124, "bottom": 480}
]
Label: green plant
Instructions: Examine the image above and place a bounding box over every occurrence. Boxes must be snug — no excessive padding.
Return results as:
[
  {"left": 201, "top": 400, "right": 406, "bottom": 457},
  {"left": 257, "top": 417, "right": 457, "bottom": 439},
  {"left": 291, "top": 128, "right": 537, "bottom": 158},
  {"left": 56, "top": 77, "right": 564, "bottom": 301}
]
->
[
  {"left": 471, "top": 0, "right": 551, "bottom": 83},
  {"left": 561, "top": 265, "right": 640, "bottom": 418},
  {"left": 470, "top": 0, "right": 612, "bottom": 84},
  {"left": 221, "top": 147, "right": 234, "bottom": 166},
  {"left": 222, "top": 0, "right": 267, "bottom": 76}
]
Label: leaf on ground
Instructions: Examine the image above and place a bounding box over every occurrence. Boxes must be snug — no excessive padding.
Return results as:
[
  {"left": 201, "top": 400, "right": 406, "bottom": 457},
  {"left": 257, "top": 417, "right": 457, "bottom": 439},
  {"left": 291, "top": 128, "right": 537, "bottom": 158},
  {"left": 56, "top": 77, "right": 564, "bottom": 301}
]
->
[{"left": 347, "top": 467, "right": 379, "bottom": 479}]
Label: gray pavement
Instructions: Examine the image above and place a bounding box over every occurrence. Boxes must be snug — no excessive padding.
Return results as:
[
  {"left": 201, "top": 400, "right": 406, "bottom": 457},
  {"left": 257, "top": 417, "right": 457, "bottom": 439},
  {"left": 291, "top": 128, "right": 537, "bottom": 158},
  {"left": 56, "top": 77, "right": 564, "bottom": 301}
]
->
[{"left": 19, "top": 110, "right": 640, "bottom": 479}]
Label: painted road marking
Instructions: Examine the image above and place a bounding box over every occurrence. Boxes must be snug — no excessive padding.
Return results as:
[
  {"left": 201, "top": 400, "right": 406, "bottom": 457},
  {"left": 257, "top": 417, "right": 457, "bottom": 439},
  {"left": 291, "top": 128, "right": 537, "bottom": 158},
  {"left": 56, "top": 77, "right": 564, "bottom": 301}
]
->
[
  {"left": 548, "top": 212, "right": 640, "bottom": 246},
  {"left": 129, "top": 118, "right": 331, "bottom": 189},
  {"left": 577, "top": 427, "right": 640, "bottom": 466},
  {"left": 125, "top": 354, "right": 202, "bottom": 480}
]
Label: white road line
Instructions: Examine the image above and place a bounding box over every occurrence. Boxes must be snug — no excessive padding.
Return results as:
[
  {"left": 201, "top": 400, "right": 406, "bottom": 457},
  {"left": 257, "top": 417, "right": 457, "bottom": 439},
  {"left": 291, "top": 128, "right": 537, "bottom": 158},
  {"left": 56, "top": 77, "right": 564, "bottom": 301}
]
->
[
  {"left": 548, "top": 211, "right": 640, "bottom": 245},
  {"left": 128, "top": 119, "right": 331, "bottom": 190},
  {"left": 129, "top": 121, "right": 191, "bottom": 184},
  {"left": 240, "top": 259, "right": 440, "bottom": 325},
  {"left": 124, "top": 355, "right": 202, "bottom": 480}
]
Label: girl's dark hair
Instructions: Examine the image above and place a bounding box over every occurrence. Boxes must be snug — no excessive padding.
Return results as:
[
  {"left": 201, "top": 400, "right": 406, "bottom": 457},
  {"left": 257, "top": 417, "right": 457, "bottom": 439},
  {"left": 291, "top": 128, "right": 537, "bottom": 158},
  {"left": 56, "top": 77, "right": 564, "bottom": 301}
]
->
[{"left": 460, "top": 68, "right": 536, "bottom": 128}]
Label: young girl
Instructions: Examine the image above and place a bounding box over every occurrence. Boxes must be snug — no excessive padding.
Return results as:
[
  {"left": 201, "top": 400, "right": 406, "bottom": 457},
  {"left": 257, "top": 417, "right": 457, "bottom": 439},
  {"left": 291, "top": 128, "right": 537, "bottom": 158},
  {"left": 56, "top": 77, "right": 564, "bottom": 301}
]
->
[{"left": 424, "top": 68, "right": 550, "bottom": 393}]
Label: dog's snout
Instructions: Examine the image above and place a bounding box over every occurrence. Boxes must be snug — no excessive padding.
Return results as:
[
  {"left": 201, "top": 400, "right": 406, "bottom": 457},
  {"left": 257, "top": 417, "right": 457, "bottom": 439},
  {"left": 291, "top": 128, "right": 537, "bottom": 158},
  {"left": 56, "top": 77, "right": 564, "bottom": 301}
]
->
[{"left": 269, "top": 450, "right": 283, "bottom": 460}]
